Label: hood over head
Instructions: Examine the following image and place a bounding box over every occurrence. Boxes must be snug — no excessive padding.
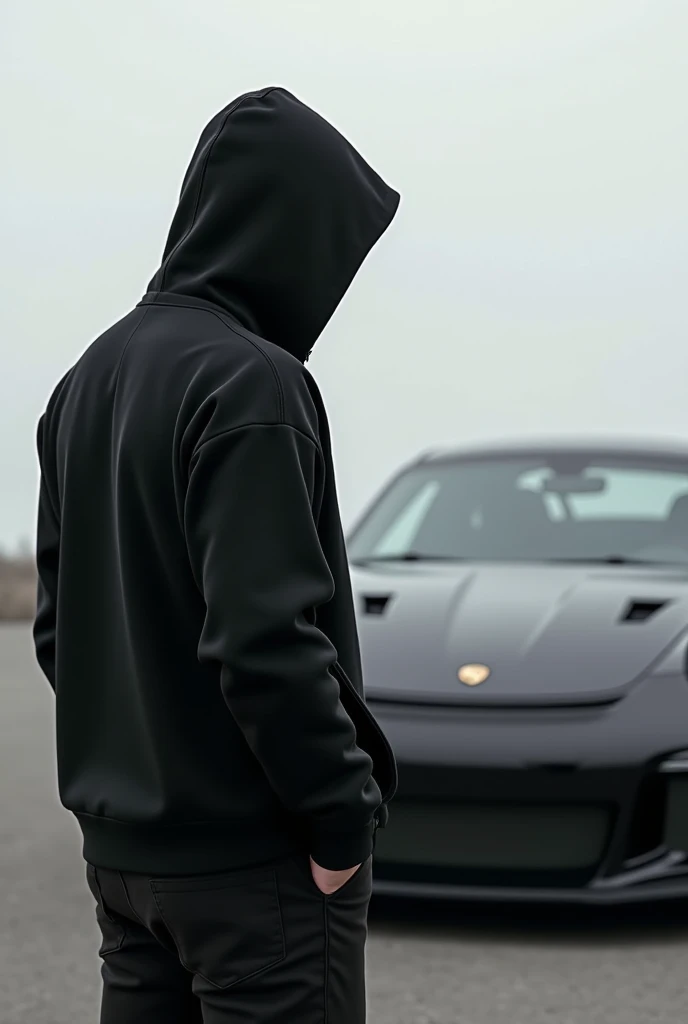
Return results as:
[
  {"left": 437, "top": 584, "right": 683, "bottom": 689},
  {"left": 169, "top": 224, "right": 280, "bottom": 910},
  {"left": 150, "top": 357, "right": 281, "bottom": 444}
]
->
[{"left": 147, "top": 87, "right": 400, "bottom": 361}]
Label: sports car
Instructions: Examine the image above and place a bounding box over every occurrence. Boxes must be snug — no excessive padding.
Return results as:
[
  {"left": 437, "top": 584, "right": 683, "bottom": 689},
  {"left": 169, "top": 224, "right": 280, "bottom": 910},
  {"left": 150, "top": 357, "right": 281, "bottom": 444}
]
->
[{"left": 349, "top": 439, "right": 688, "bottom": 903}]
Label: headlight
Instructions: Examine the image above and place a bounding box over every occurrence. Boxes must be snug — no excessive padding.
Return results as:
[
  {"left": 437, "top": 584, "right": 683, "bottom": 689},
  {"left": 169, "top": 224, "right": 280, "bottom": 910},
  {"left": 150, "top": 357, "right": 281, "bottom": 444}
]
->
[{"left": 659, "top": 751, "right": 688, "bottom": 774}]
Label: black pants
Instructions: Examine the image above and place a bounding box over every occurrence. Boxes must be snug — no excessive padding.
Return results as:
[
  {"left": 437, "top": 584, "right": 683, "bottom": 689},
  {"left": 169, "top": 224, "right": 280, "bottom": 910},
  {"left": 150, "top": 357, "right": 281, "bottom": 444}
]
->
[{"left": 86, "top": 853, "right": 371, "bottom": 1023}]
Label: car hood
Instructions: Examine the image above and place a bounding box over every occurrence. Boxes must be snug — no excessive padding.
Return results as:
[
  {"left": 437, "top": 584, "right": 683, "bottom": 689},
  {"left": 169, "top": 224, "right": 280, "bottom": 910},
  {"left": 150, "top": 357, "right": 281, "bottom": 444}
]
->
[{"left": 352, "top": 562, "right": 688, "bottom": 706}]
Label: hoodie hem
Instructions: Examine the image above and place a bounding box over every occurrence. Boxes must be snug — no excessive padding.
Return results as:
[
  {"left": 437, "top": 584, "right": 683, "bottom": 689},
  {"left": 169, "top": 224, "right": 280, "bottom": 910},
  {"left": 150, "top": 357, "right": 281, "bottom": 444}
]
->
[
  {"left": 76, "top": 812, "right": 304, "bottom": 876},
  {"left": 309, "top": 822, "right": 375, "bottom": 870}
]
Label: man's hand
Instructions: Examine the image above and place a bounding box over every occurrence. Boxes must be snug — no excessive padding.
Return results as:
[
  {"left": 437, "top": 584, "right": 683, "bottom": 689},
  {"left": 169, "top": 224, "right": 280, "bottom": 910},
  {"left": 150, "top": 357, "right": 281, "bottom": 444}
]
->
[{"left": 310, "top": 856, "right": 362, "bottom": 895}]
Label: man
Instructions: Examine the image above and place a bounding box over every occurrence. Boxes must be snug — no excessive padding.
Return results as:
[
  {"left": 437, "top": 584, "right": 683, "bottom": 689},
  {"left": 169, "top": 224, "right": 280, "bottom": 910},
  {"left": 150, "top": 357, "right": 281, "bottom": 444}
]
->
[{"left": 33, "top": 87, "right": 399, "bottom": 1024}]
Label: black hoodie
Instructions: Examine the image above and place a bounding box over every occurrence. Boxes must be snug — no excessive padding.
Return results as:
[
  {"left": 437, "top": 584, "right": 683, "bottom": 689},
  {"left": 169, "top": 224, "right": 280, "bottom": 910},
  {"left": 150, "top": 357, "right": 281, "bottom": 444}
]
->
[{"left": 33, "top": 87, "right": 399, "bottom": 875}]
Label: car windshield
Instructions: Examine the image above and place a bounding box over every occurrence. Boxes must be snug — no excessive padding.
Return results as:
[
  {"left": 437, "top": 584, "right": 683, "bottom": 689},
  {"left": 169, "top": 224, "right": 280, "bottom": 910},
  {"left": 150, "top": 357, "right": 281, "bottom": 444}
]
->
[{"left": 347, "top": 453, "right": 688, "bottom": 566}]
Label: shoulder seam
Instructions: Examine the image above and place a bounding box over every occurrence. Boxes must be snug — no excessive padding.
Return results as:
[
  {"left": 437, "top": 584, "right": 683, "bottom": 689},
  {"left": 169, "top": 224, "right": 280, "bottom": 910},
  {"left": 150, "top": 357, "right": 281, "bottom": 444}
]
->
[
  {"left": 149, "top": 301, "right": 287, "bottom": 422},
  {"left": 204, "top": 307, "right": 286, "bottom": 422},
  {"left": 192, "top": 421, "right": 320, "bottom": 458}
]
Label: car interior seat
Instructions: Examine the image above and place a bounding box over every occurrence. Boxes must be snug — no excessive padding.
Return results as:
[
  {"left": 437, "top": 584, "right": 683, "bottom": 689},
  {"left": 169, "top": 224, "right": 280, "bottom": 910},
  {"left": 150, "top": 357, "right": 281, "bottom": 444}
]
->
[{"left": 663, "top": 493, "right": 688, "bottom": 547}]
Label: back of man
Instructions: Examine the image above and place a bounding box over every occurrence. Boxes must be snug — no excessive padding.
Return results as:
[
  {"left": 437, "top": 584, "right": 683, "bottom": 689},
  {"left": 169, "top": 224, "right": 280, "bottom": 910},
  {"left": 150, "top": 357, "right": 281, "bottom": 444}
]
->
[{"left": 33, "top": 87, "right": 399, "bottom": 1024}]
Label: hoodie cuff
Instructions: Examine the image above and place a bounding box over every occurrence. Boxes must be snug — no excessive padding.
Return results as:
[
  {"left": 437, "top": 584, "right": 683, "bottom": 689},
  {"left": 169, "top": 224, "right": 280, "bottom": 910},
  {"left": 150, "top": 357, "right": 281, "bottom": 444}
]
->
[{"left": 309, "top": 821, "right": 375, "bottom": 871}]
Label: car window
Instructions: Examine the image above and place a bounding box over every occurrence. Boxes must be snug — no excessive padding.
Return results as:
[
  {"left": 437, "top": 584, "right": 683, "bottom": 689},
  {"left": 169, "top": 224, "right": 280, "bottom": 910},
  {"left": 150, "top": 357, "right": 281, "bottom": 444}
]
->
[
  {"left": 519, "top": 466, "right": 688, "bottom": 519},
  {"left": 374, "top": 481, "right": 441, "bottom": 554},
  {"left": 348, "top": 454, "right": 688, "bottom": 565}
]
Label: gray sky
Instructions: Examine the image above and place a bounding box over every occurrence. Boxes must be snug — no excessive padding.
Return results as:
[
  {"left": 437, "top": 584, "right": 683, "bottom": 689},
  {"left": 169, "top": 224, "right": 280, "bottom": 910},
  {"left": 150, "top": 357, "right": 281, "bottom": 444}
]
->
[{"left": 3, "top": 0, "right": 688, "bottom": 549}]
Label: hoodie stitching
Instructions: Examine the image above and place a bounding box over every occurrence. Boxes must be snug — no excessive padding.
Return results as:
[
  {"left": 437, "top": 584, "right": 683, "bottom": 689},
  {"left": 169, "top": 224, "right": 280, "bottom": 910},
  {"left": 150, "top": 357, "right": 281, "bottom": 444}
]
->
[
  {"left": 201, "top": 305, "right": 285, "bottom": 423},
  {"left": 159, "top": 87, "right": 281, "bottom": 292},
  {"left": 112, "top": 306, "right": 151, "bottom": 401},
  {"left": 158, "top": 104, "right": 237, "bottom": 291},
  {"left": 143, "top": 299, "right": 286, "bottom": 423}
]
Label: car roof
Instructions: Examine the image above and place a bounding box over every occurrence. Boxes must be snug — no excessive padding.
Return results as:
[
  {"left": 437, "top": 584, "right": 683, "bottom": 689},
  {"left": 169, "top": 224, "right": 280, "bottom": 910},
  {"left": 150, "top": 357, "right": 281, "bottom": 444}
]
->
[{"left": 422, "top": 436, "right": 688, "bottom": 465}]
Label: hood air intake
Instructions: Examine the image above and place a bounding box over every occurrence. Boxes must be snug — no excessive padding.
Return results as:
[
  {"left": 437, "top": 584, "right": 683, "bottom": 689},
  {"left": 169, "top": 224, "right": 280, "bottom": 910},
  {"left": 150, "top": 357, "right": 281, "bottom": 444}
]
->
[
  {"left": 622, "top": 600, "right": 668, "bottom": 623},
  {"left": 362, "top": 594, "right": 393, "bottom": 616}
]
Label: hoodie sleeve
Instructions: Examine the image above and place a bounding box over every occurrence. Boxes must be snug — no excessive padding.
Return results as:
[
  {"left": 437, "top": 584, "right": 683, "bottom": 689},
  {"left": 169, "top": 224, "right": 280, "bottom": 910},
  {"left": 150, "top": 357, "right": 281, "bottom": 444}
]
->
[
  {"left": 184, "top": 422, "right": 381, "bottom": 869},
  {"left": 33, "top": 415, "right": 60, "bottom": 691}
]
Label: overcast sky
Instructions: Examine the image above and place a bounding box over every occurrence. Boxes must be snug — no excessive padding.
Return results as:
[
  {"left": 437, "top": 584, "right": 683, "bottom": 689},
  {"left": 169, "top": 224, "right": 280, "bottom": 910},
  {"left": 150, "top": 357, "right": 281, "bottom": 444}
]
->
[{"left": 3, "top": 0, "right": 688, "bottom": 549}]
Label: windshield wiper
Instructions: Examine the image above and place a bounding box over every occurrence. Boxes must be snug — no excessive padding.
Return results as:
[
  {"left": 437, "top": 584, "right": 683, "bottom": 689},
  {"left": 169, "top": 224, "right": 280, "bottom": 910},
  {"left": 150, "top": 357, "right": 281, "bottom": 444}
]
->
[
  {"left": 352, "top": 553, "right": 686, "bottom": 568},
  {"left": 350, "top": 552, "right": 465, "bottom": 566},
  {"left": 542, "top": 556, "right": 676, "bottom": 566}
]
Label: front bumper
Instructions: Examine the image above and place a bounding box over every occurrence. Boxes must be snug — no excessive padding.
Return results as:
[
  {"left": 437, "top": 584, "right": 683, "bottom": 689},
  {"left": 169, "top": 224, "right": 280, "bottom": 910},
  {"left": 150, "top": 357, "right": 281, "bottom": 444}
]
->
[
  {"left": 368, "top": 672, "right": 688, "bottom": 903},
  {"left": 372, "top": 868, "right": 688, "bottom": 905}
]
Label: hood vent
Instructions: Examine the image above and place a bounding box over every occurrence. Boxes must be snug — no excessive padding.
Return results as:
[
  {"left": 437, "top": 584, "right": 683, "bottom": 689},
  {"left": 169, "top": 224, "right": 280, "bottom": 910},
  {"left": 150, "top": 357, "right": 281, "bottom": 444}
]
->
[
  {"left": 362, "top": 594, "right": 393, "bottom": 617},
  {"left": 622, "top": 599, "right": 668, "bottom": 623}
]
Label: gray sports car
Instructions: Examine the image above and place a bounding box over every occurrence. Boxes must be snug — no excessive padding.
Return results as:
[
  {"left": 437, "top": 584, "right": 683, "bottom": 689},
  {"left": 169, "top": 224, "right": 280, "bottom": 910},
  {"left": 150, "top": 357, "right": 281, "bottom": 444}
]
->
[{"left": 349, "top": 439, "right": 688, "bottom": 903}]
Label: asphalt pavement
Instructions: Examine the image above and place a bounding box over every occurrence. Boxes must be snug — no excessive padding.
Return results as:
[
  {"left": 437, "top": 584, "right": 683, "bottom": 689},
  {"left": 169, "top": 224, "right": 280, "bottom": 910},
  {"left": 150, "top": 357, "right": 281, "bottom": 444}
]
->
[{"left": 2, "top": 623, "right": 688, "bottom": 1024}]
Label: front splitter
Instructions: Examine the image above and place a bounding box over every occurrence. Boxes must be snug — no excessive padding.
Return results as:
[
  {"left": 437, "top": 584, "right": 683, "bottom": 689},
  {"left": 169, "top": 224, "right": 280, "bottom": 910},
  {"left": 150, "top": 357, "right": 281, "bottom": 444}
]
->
[{"left": 372, "top": 875, "right": 688, "bottom": 905}]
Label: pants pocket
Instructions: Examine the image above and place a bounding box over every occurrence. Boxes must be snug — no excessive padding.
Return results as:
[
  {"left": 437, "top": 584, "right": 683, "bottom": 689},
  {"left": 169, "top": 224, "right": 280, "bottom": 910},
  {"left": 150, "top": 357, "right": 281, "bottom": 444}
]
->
[
  {"left": 325, "top": 855, "right": 373, "bottom": 903},
  {"left": 86, "top": 864, "right": 126, "bottom": 957},
  {"left": 300, "top": 854, "right": 373, "bottom": 902},
  {"left": 149, "top": 865, "right": 286, "bottom": 989}
]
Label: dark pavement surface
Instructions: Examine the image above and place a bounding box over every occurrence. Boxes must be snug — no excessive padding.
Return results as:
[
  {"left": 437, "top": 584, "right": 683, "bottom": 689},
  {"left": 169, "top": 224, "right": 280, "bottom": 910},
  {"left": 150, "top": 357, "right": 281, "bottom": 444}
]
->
[{"left": 2, "top": 624, "right": 688, "bottom": 1023}]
